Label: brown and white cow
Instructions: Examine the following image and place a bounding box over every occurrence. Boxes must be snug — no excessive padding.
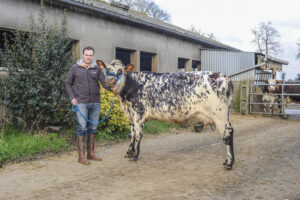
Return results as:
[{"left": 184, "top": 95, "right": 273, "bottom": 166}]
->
[
  {"left": 263, "top": 79, "right": 300, "bottom": 114},
  {"left": 97, "top": 59, "right": 235, "bottom": 169},
  {"left": 262, "top": 79, "right": 276, "bottom": 115},
  {"left": 273, "top": 80, "right": 300, "bottom": 102}
]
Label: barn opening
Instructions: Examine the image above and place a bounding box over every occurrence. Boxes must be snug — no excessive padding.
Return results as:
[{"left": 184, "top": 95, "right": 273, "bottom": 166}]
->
[
  {"left": 0, "top": 28, "right": 16, "bottom": 70},
  {"left": 116, "top": 47, "right": 137, "bottom": 71},
  {"left": 192, "top": 60, "right": 201, "bottom": 71},
  {"left": 140, "top": 51, "right": 157, "bottom": 72},
  {"left": 178, "top": 58, "right": 189, "bottom": 72}
]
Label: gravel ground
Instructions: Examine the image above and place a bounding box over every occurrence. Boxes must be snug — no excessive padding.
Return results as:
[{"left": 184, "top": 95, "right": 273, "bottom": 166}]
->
[{"left": 0, "top": 114, "right": 300, "bottom": 200}]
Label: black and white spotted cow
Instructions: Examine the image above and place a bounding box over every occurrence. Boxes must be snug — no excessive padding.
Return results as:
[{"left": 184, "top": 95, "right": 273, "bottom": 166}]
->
[{"left": 97, "top": 59, "right": 235, "bottom": 169}]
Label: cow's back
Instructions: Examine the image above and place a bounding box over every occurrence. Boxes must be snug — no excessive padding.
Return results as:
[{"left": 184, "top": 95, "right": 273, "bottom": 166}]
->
[{"left": 119, "top": 71, "right": 233, "bottom": 123}]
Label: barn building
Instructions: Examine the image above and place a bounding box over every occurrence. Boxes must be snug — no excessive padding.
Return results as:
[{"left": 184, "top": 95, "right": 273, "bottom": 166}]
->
[
  {"left": 1, "top": 0, "right": 238, "bottom": 73},
  {"left": 0, "top": 0, "right": 289, "bottom": 113}
]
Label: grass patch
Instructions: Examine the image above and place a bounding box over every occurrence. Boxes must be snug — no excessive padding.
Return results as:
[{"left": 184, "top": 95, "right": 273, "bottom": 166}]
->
[
  {"left": 0, "top": 120, "right": 181, "bottom": 165},
  {"left": 0, "top": 131, "right": 68, "bottom": 165},
  {"left": 96, "top": 130, "right": 129, "bottom": 143},
  {"left": 144, "top": 120, "right": 181, "bottom": 135},
  {"left": 96, "top": 120, "right": 181, "bottom": 142}
]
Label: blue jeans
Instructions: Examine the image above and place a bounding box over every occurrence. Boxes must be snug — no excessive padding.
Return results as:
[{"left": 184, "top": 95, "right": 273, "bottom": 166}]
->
[{"left": 75, "top": 103, "right": 100, "bottom": 136}]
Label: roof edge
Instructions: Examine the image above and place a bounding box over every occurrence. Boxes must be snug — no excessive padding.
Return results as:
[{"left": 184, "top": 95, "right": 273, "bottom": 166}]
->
[{"left": 46, "top": 0, "right": 240, "bottom": 51}]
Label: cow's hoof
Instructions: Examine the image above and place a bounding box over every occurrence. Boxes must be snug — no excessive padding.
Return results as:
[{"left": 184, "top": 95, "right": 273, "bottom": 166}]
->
[
  {"left": 129, "top": 157, "right": 138, "bottom": 161},
  {"left": 223, "top": 162, "right": 233, "bottom": 170},
  {"left": 125, "top": 151, "right": 134, "bottom": 158},
  {"left": 223, "top": 164, "right": 233, "bottom": 170}
]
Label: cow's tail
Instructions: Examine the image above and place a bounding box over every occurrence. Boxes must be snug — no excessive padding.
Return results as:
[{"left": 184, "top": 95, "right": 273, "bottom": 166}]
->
[
  {"left": 227, "top": 79, "right": 234, "bottom": 102},
  {"left": 227, "top": 79, "right": 234, "bottom": 127}
]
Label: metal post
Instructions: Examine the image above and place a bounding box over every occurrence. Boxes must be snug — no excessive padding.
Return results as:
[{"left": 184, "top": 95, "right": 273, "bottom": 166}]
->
[
  {"left": 250, "top": 83, "right": 253, "bottom": 114},
  {"left": 281, "top": 73, "right": 286, "bottom": 116}
]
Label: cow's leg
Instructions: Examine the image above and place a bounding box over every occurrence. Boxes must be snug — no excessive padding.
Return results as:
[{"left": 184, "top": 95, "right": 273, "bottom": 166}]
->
[
  {"left": 268, "top": 103, "right": 272, "bottom": 116},
  {"left": 223, "top": 124, "right": 234, "bottom": 170},
  {"left": 125, "top": 117, "right": 145, "bottom": 161},
  {"left": 263, "top": 101, "right": 267, "bottom": 114},
  {"left": 270, "top": 96, "right": 276, "bottom": 116},
  {"left": 276, "top": 96, "right": 282, "bottom": 113},
  {"left": 125, "top": 124, "right": 136, "bottom": 158},
  {"left": 213, "top": 110, "right": 234, "bottom": 170},
  {"left": 130, "top": 120, "right": 145, "bottom": 161}
]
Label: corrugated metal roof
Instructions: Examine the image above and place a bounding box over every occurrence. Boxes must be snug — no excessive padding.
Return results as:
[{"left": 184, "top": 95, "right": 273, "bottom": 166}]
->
[
  {"left": 201, "top": 50, "right": 289, "bottom": 81},
  {"left": 201, "top": 50, "right": 255, "bottom": 75},
  {"left": 255, "top": 53, "right": 289, "bottom": 65}
]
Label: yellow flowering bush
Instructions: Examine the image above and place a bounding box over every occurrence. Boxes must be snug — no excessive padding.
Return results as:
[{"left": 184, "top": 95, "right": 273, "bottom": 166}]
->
[{"left": 98, "top": 85, "right": 131, "bottom": 134}]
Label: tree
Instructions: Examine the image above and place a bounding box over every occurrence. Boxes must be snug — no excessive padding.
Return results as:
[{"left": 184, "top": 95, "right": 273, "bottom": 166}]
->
[
  {"left": 251, "top": 21, "right": 282, "bottom": 57},
  {"left": 106, "top": 0, "right": 171, "bottom": 22},
  {"left": 0, "top": 3, "right": 74, "bottom": 131},
  {"left": 189, "top": 25, "right": 218, "bottom": 40}
]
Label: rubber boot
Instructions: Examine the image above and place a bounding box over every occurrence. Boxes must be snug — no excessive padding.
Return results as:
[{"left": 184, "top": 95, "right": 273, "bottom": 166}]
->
[
  {"left": 78, "top": 136, "right": 90, "bottom": 165},
  {"left": 87, "top": 134, "right": 102, "bottom": 161}
]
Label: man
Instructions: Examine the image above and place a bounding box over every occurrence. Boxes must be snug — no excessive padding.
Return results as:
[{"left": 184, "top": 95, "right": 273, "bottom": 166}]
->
[{"left": 66, "top": 46, "right": 111, "bottom": 165}]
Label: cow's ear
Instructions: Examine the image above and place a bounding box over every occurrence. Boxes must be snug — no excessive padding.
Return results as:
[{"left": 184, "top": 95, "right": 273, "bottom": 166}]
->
[
  {"left": 124, "top": 64, "right": 134, "bottom": 72},
  {"left": 96, "top": 59, "right": 106, "bottom": 69}
]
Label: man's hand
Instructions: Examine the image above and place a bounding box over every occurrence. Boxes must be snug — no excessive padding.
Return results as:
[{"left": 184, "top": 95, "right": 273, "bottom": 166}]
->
[
  {"left": 111, "top": 85, "right": 118, "bottom": 93},
  {"left": 71, "top": 98, "right": 77, "bottom": 106}
]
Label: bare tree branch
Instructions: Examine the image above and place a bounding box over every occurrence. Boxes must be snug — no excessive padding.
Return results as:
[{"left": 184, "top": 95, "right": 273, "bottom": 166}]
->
[
  {"left": 107, "top": 0, "right": 171, "bottom": 22},
  {"left": 189, "top": 25, "right": 218, "bottom": 41},
  {"left": 251, "top": 21, "right": 283, "bottom": 57}
]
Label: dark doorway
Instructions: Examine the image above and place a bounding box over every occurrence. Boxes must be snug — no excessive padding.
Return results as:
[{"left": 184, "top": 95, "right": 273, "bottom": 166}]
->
[
  {"left": 192, "top": 60, "right": 201, "bottom": 71},
  {"left": 178, "top": 58, "right": 188, "bottom": 71},
  {"left": 116, "top": 48, "right": 131, "bottom": 65},
  {"left": 0, "top": 29, "right": 17, "bottom": 68},
  {"left": 140, "top": 52, "right": 153, "bottom": 72}
]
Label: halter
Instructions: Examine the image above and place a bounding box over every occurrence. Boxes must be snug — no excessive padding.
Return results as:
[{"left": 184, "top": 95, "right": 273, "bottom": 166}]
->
[
  {"left": 105, "top": 71, "right": 123, "bottom": 82},
  {"left": 105, "top": 71, "right": 127, "bottom": 94}
]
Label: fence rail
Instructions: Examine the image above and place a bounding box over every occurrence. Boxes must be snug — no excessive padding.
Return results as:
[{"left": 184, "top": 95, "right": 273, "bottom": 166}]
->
[{"left": 249, "top": 82, "right": 300, "bottom": 115}]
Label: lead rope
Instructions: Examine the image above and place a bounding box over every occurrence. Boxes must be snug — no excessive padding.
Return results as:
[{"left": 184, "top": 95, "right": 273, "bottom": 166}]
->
[
  {"left": 72, "top": 71, "right": 122, "bottom": 124},
  {"left": 72, "top": 100, "right": 114, "bottom": 125}
]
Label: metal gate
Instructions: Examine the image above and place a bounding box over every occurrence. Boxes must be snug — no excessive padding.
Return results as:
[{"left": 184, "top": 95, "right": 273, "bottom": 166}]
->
[{"left": 249, "top": 82, "right": 300, "bottom": 116}]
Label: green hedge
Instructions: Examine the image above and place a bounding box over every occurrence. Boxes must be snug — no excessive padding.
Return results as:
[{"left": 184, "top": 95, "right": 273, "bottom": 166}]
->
[{"left": 0, "top": 2, "right": 74, "bottom": 131}]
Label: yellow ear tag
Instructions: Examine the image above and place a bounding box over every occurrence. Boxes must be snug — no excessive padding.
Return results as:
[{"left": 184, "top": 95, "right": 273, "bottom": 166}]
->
[{"left": 123, "top": 83, "right": 125, "bottom": 87}]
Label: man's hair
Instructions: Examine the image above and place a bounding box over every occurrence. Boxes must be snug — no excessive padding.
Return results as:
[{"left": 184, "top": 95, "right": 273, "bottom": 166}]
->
[{"left": 83, "top": 46, "right": 95, "bottom": 54}]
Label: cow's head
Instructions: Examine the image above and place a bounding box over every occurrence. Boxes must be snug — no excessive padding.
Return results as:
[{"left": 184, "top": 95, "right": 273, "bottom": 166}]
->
[
  {"left": 267, "top": 79, "right": 276, "bottom": 93},
  {"left": 96, "top": 59, "right": 134, "bottom": 93}
]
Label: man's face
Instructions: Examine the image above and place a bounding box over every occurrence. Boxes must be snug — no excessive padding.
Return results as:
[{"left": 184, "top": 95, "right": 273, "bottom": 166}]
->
[{"left": 83, "top": 50, "right": 94, "bottom": 65}]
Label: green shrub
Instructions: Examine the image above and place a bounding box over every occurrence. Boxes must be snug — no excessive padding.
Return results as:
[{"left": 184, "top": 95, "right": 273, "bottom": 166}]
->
[
  {"left": 0, "top": 2, "right": 74, "bottom": 131},
  {"left": 97, "top": 85, "right": 131, "bottom": 135}
]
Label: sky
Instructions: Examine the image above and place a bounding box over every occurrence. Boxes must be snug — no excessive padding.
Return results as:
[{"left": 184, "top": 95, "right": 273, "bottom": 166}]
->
[{"left": 155, "top": 0, "right": 300, "bottom": 80}]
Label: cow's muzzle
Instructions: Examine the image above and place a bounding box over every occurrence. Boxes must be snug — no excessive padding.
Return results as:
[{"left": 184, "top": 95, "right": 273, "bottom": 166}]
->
[{"left": 105, "top": 72, "right": 123, "bottom": 87}]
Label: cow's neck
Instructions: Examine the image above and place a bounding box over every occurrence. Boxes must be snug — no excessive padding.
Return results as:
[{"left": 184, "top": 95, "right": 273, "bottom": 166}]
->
[
  {"left": 119, "top": 72, "right": 145, "bottom": 103},
  {"left": 113, "top": 72, "right": 127, "bottom": 94}
]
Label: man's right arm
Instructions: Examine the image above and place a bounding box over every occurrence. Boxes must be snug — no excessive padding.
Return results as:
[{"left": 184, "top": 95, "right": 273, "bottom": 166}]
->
[
  {"left": 65, "top": 66, "right": 77, "bottom": 105},
  {"left": 98, "top": 68, "right": 112, "bottom": 91}
]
